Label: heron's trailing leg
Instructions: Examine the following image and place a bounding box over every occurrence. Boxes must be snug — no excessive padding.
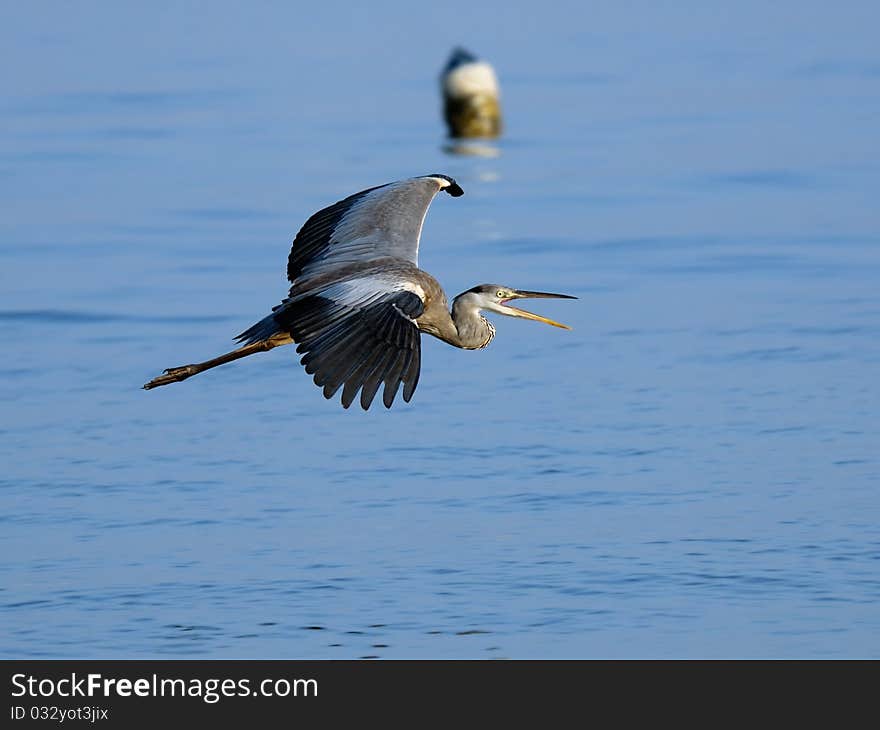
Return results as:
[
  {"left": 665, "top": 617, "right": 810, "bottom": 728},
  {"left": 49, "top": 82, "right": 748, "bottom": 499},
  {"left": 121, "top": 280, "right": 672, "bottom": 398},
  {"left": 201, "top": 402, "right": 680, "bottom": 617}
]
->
[{"left": 142, "top": 334, "right": 292, "bottom": 390}]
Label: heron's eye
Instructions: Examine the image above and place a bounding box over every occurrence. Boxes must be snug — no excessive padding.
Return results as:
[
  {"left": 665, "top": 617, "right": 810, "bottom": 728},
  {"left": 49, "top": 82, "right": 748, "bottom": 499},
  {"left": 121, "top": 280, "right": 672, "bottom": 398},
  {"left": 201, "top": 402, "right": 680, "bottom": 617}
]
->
[{"left": 496, "top": 290, "right": 506, "bottom": 298}]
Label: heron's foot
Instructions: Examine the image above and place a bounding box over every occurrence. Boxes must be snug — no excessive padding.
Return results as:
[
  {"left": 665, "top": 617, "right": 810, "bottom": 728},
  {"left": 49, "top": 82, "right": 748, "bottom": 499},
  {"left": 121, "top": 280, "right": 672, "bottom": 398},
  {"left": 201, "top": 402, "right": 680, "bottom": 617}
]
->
[{"left": 143, "top": 365, "right": 199, "bottom": 390}]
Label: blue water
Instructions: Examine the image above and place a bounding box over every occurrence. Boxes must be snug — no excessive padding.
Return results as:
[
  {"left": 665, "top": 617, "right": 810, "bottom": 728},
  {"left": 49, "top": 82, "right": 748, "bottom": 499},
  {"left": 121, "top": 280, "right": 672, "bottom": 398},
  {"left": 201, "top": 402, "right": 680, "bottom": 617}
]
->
[{"left": 2, "top": 2, "right": 879, "bottom": 658}]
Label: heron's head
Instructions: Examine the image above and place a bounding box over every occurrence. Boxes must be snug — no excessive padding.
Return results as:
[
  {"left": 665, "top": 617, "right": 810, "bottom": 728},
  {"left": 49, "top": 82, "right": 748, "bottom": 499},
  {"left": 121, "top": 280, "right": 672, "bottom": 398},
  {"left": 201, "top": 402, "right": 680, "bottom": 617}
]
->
[{"left": 459, "top": 285, "right": 576, "bottom": 329}]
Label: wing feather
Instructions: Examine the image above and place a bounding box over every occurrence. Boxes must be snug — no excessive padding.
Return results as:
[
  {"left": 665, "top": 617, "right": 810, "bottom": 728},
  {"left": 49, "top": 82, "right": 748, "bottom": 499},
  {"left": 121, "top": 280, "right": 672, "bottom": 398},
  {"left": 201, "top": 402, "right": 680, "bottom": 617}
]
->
[
  {"left": 277, "top": 285, "right": 424, "bottom": 410},
  {"left": 286, "top": 175, "right": 463, "bottom": 283},
  {"left": 402, "top": 343, "right": 421, "bottom": 403},
  {"left": 381, "top": 349, "right": 408, "bottom": 408},
  {"left": 341, "top": 345, "right": 388, "bottom": 409}
]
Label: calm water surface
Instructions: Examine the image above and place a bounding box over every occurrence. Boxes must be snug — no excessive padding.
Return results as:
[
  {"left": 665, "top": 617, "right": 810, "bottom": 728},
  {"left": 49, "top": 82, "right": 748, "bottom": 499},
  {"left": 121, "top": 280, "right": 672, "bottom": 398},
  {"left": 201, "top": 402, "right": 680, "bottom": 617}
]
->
[{"left": 2, "top": 2, "right": 879, "bottom": 657}]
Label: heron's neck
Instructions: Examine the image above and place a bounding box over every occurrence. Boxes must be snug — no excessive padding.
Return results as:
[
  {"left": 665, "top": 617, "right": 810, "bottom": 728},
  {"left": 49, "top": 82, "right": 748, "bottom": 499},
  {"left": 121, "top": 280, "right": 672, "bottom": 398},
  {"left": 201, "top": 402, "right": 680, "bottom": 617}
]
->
[{"left": 445, "top": 292, "right": 495, "bottom": 350}]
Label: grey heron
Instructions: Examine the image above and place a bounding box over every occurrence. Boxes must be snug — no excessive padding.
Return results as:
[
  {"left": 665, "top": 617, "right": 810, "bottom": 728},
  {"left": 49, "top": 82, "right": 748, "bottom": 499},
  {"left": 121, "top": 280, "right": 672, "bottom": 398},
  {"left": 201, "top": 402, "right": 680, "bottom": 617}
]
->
[
  {"left": 441, "top": 47, "right": 502, "bottom": 139},
  {"left": 143, "top": 174, "right": 575, "bottom": 409}
]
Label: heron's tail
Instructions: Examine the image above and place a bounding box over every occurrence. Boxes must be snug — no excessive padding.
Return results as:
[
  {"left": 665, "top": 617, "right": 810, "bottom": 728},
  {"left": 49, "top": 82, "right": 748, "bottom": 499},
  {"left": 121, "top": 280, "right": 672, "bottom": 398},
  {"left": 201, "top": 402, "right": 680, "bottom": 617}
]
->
[{"left": 235, "top": 312, "right": 283, "bottom": 346}]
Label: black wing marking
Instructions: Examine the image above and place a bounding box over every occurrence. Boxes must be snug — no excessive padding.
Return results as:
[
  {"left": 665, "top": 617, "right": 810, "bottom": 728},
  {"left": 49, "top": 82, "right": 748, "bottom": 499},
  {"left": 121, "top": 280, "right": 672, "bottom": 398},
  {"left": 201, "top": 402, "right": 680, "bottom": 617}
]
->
[
  {"left": 286, "top": 176, "right": 463, "bottom": 284},
  {"left": 286, "top": 183, "right": 386, "bottom": 283},
  {"left": 275, "top": 290, "right": 424, "bottom": 410}
]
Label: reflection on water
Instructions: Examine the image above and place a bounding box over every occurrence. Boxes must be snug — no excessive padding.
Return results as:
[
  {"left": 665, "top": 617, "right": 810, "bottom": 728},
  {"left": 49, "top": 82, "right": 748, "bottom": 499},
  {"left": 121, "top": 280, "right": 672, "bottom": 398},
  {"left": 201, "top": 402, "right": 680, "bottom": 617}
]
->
[
  {"left": 443, "top": 141, "right": 502, "bottom": 158},
  {"left": 1, "top": 1, "right": 879, "bottom": 658}
]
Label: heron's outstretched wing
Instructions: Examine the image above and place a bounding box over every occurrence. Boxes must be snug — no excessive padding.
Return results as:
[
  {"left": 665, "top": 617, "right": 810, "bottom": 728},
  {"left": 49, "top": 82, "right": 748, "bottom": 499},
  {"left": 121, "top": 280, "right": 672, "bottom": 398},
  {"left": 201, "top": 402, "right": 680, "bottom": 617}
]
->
[
  {"left": 269, "top": 276, "right": 425, "bottom": 410},
  {"left": 287, "top": 174, "right": 463, "bottom": 283}
]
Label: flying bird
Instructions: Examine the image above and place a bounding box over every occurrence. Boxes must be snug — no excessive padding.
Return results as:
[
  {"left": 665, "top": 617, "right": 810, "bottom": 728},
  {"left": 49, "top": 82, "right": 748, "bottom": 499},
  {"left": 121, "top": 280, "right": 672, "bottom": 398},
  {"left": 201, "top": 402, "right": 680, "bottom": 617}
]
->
[
  {"left": 440, "top": 47, "right": 503, "bottom": 139},
  {"left": 143, "top": 175, "right": 574, "bottom": 409}
]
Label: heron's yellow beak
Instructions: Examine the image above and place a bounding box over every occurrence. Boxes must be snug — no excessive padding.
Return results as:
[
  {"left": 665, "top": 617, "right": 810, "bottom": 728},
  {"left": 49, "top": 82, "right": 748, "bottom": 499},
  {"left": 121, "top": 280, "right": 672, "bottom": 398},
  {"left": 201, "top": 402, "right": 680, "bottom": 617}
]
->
[{"left": 501, "top": 290, "right": 576, "bottom": 330}]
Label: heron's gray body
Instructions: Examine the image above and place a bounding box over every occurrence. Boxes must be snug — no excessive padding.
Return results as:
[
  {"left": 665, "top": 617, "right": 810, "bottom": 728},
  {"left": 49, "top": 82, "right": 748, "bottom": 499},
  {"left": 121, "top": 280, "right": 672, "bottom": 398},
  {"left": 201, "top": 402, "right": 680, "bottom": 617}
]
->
[
  {"left": 143, "top": 174, "right": 572, "bottom": 410},
  {"left": 243, "top": 261, "right": 494, "bottom": 351}
]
